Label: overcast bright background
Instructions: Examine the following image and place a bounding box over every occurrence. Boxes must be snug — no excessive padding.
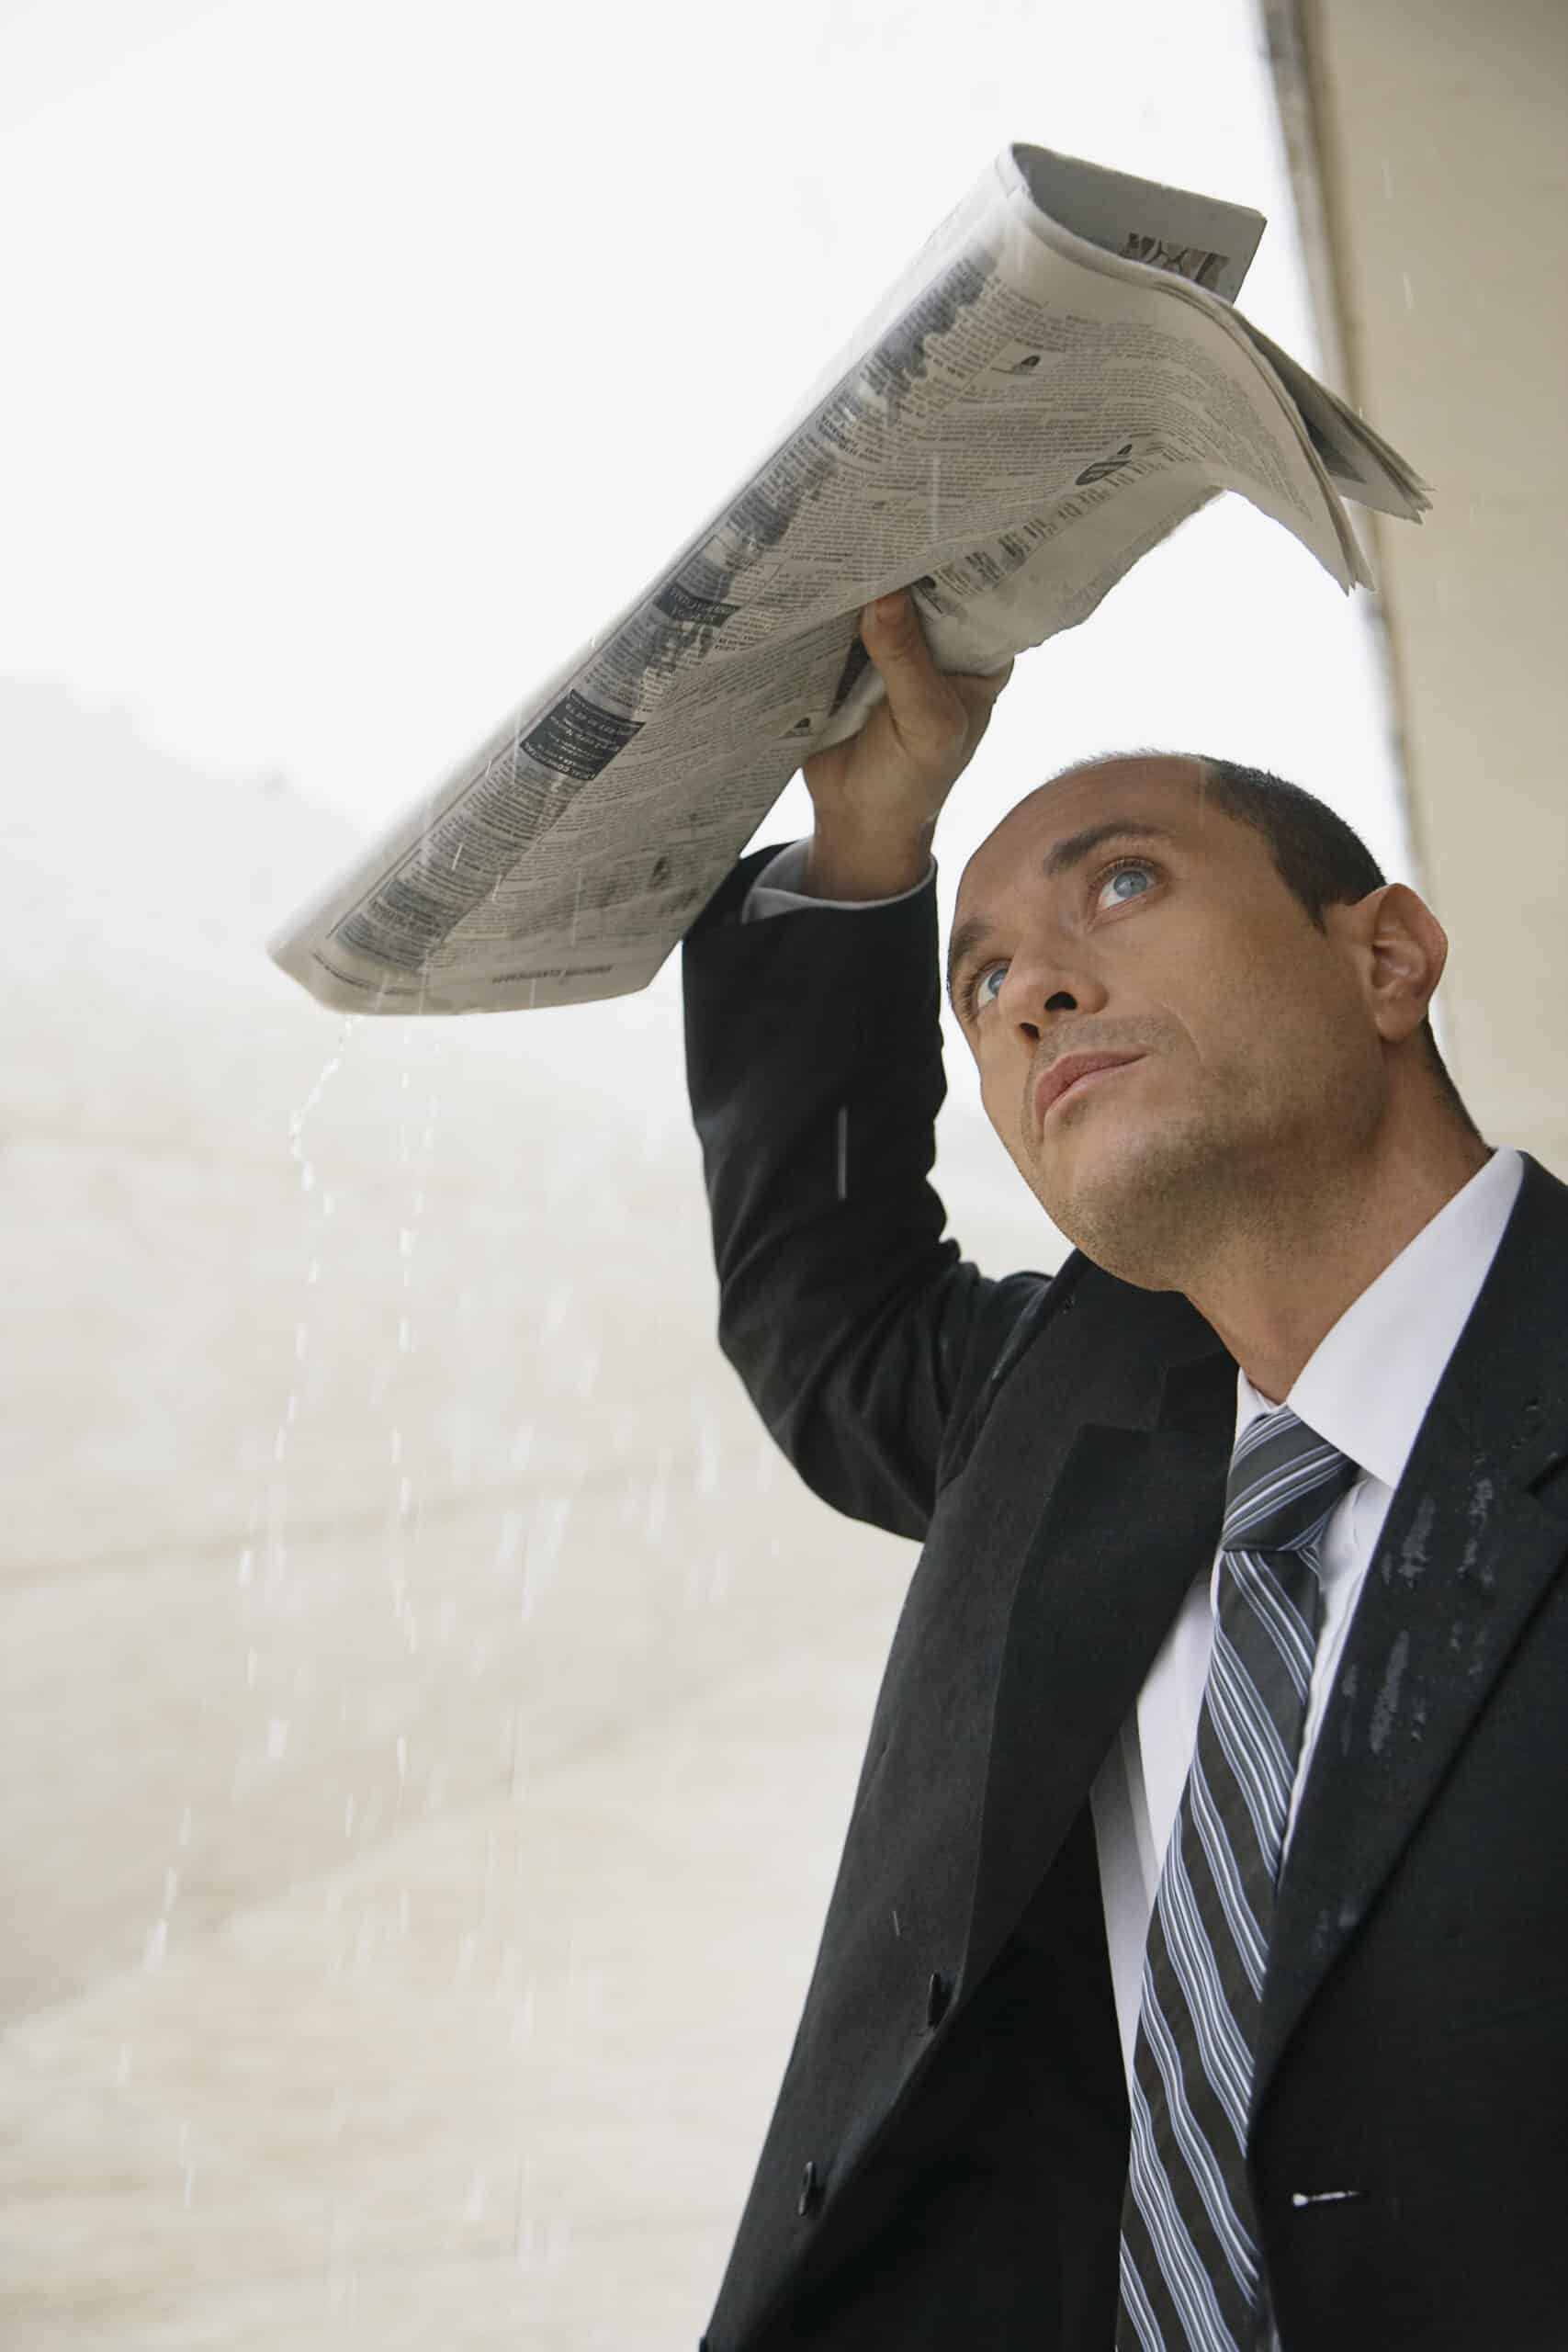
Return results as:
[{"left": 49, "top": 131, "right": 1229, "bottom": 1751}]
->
[
  {"left": 2, "top": 0, "right": 1408, "bottom": 825},
  {"left": 0, "top": 4, "right": 1428, "bottom": 2344}
]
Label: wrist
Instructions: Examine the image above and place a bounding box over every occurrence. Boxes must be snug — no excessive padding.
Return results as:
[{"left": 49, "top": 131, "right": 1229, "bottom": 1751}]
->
[{"left": 805, "top": 822, "right": 933, "bottom": 902}]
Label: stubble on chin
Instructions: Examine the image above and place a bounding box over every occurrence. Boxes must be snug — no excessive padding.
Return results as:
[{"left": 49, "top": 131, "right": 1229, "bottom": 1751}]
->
[{"left": 1030, "top": 1115, "right": 1236, "bottom": 1292}]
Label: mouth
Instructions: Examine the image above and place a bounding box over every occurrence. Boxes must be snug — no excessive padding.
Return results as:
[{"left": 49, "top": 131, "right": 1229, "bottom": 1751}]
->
[{"left": 1035, "top": 1055, "right": 1145, "bottom": 1136}]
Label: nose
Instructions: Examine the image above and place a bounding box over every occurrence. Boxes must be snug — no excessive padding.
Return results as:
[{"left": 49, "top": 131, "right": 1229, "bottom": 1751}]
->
[{"left": 998, "top": 952, "right": 1111, "bottom": 1032}]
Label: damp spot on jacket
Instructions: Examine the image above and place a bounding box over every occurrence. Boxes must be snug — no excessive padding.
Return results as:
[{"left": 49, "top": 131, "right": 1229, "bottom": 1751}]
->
[
  {"left": 1393, "top": 1495, "right": 1435, "bottom": 1585},
  {"left": 1337, "top": 1662, "right": 1359, "bottom": 1757},
  {"left": 1369, "top": 1630, "right": 1410, "bottom": 1754},
  {"left": 1308, "top": 1897, "right": 1359, "bottom": 1956},
  {"left": 1459, "top": 1475, "right": 1498, "bottom": 1593}
]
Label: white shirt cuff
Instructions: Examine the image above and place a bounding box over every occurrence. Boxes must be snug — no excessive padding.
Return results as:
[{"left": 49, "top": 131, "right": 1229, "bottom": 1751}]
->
[{"left": 740, "top": 839, "right": 936, "bottom": 922}]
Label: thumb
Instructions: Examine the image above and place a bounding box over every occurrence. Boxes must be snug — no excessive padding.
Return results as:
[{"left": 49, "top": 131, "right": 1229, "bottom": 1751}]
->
[
  {"left": 859, "top": 591, "right": 978, "bottom": 753},
  {"left": 859, "top": 592, "right": 950, "bottom": 703}
]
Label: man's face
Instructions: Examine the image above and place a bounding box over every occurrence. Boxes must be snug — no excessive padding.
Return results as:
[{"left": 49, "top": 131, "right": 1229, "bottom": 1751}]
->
[{"left": 947, "top": 756, "right": 1387, "bottom": 1286}]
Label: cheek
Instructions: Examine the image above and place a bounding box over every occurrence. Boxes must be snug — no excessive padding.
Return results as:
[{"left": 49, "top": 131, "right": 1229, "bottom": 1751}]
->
[
  {"left": 1166, "top": 932, "right": 1268, "bottom": 1042},
  {"left": 1196, "top": 956, "right": 1330, "bottom": 1092},
  {"left": 976, "top": 1060, "right": 1015, "bottom": 1136},
  {"left": 977, "top": 1068, "right": 1038, "bottom": 1174}
]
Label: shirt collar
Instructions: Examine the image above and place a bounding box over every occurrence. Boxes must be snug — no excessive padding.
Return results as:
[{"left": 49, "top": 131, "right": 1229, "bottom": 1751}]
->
[{"left": 1234, "top": 1145, "right": 1525, "bottom": 1491}]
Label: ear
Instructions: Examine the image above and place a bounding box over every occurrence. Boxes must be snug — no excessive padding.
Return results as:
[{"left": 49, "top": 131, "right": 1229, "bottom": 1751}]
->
[{"left": 1356, "top": 883, "right": 1450, "bottom": 1045}]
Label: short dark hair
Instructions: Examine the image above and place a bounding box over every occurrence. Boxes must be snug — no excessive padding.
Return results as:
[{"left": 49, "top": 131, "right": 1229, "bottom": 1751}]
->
[{"left": 1193, "top": 755, "right": 1483, "bottom": 1146}]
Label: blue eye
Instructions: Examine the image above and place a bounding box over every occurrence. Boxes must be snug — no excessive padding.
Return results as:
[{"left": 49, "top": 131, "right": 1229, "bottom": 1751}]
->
[
  {"left": 970, "top": 961, "right": 1008, "bottom": 1012},
  {"left": 1101, "top": 860, "right": 1156, "bottom": 904},
  {"left": 963, "top": 856, "right": 1157, "bottom": 1017}
]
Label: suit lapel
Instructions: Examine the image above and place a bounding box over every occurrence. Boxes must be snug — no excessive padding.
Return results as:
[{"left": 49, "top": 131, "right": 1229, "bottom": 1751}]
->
[
  {"left": 964, "top": 1331, "right": 1237, "bottom": 1994},
  {"left": 1255, "top": 1149, "right": 1568, "bottom": 2118}
]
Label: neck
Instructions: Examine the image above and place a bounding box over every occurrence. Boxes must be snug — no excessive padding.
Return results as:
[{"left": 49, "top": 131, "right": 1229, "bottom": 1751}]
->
[{"left": 1186, "top": 1125, "right": 1493, "bottom": 1405}]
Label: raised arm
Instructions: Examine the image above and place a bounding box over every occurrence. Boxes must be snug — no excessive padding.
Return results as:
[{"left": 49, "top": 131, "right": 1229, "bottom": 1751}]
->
[{"left": 682, "top": 594, "right": 1037, "bottom": 1541}]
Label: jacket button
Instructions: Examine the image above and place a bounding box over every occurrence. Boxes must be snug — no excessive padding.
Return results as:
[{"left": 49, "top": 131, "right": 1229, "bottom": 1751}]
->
[
  {"left": 797, "top": 2158, "right": 823, "bottom": 2217},
  {"left": 926, "top": 1970, "right": 952, "bottom": 2027}
]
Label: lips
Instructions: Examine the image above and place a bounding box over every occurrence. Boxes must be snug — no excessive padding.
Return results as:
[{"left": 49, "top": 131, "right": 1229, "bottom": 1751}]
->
[{"left": 1033, "top": 1052, "right": 1144, "bottom": 1134}]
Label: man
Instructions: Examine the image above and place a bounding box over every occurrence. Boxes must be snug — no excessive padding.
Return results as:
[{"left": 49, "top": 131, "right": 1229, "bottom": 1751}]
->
[{"left": 682, "top": 591, "right": 1568, "bottom": 2351}]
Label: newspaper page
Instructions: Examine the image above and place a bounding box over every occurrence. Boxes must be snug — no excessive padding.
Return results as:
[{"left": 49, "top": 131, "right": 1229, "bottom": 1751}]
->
[
  {"left": 269, "top": 142, "right": 1426, "bottom": 1018},
  {"left": 1224, "top": 319, "right": 1431, "bottom": 522}
]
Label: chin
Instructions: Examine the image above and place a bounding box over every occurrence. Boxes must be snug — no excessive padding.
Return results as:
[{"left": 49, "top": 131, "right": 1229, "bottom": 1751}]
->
[{"left": 1032, "top": 1121, "right": 1220, "bottom": 1280}]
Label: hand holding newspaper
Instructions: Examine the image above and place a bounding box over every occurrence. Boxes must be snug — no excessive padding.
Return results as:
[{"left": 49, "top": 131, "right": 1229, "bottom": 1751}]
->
[{"left": 269, "top": 143, "right": 1429, "bottom": 1016}]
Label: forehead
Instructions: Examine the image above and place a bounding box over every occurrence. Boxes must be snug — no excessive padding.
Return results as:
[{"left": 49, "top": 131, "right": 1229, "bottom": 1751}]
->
[{"left": 955, "top": 755, "right": 1215, "bottom": 911}]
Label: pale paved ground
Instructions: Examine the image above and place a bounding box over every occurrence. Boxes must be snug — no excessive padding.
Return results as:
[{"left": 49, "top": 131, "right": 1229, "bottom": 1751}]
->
[{"left": 1, "top": 684, "right": 1051, "bottom": 2347}]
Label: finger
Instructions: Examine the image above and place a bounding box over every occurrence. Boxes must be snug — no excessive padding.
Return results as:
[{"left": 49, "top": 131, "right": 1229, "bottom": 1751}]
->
[
  {"left": 859, "top": 592, "right": 964, "bottom": 736},
  {"left": 859, "top": 592, "right": 941, "bottom": 690}
]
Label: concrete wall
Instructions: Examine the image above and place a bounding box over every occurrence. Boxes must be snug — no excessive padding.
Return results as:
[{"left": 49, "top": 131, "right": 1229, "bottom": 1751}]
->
[{"left": 1272, "top": 0, "right": 1568, "bottom": 1175}]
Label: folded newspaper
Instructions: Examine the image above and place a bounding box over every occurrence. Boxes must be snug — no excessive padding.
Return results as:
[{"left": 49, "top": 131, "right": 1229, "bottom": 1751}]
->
[{"left": 270, "top": 143, "right": 1430, "bottom": 1016}]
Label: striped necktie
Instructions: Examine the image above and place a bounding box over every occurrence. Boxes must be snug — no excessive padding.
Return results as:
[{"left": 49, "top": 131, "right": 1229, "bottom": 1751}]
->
[{"left": 1116, "top": 1405, "right": 1360, "bottom": 2352}]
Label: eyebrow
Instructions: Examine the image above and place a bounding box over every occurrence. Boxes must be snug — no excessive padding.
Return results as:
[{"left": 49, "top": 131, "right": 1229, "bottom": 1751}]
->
[{"left": 945, "top": 818, "right": 1180, "bottom": 1012}]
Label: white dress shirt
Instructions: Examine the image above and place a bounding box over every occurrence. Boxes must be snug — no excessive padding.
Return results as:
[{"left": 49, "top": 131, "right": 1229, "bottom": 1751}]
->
[{"left": 740, "top": 838, "right": 1523, "bottom": 2106}]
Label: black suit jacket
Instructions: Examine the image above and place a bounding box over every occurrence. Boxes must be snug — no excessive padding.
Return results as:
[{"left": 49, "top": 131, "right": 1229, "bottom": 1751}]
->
[{"left": 682, "top": 842, "right": 1568, "bottom": 2352}]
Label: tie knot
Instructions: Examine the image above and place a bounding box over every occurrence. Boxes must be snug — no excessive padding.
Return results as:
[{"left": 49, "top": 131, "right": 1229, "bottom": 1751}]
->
[{"left": 1222, "top": 1405, "right": 1359, "bottom": 1557}]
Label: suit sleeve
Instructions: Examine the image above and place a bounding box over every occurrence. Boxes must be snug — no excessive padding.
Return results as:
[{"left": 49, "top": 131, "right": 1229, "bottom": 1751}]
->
[{"left": 682, "top": 839, "right": 1049, "bottom": 1544}]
